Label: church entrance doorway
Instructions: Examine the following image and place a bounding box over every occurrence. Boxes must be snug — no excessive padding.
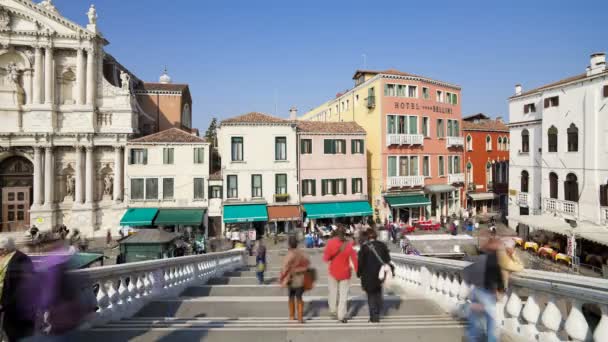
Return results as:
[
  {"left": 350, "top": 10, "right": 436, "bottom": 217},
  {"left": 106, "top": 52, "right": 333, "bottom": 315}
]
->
[{"left": 0, "top": 156, "right": 33, "bottom": 232}]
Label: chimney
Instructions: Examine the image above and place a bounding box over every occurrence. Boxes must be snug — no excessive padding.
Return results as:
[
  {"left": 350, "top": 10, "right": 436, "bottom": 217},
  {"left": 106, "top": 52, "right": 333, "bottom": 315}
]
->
[
  {"left": 289, "top": 106, "right": 298, "bottom": 121},
  {"left": 496, "top": 116, "right": 503, "bottom": 123},
  {"left": 515, "top": 84, "right": 522, "bottom": 96},
  {"left": 587, "top": 52, "right": 606, "bottom": 76}
]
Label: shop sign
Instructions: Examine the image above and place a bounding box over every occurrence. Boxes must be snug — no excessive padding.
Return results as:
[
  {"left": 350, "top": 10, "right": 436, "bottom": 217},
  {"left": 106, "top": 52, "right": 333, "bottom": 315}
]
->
[{"left": 393, "top": 101, "right": 454, "bottom": 114}]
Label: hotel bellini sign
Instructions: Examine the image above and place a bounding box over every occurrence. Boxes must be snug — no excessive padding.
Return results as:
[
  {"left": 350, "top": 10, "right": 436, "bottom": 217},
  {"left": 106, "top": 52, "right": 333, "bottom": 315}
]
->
[{"left": 393, "top": 101, "right": 454, "bottom": 114}]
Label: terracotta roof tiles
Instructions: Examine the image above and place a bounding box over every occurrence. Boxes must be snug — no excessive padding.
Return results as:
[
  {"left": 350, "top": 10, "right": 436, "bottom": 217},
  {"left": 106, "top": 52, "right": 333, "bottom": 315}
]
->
[
  {"left": 140, "top": 82, "right": 189, "bottom": 92},
  {"left": 129, "top": 128, "right": 207, "bottom": 143},
  {"left": 221, "top": 112, "right": 292, "bottom": 124},
  {"left": 462, "top": 119, "right": 509, "bottom": 132},
  {"left": 296, "top": 121, "right": 366, "bottom": 134}
]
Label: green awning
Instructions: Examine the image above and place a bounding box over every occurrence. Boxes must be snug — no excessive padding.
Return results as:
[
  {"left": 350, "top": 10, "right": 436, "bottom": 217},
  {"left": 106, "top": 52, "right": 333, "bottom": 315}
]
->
[
  {"left": 303, "top": 201, "right": 372, "bottom": 219},
  {"left": 154, "top": 209, "right": 205, "bottom": 226},
  {"left": 223, "top": 204, "right": 268, "bottom": 223},
  {"left": 66, "top": 253, "right": 104, "bottom": 269},
  {"left": 120, "top": 208, "right": 159, "bottom": 226},
  {"left": 385, "top": 194, "right": 431, "bottom": 208}
]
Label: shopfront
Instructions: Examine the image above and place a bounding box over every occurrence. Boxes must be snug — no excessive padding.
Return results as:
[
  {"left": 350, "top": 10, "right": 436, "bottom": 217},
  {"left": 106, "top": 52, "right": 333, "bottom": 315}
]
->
[
  {"left": 267, "top": 205, "right": 301, "bottom": 234},
  {"left": 424, "top": 185, "right": 460, "bottom": 221},
  {"left": 467, "top": 192, "right": 498, "bottom": 215},
  {"left": 384, "top": 194, "right": 431, "bottom": 225},
  {"left": 223, "top": 203, "right": 268, "bottom": 238},
  {"left": 303, "top": 200, "right": 372, "bottom": 229}
]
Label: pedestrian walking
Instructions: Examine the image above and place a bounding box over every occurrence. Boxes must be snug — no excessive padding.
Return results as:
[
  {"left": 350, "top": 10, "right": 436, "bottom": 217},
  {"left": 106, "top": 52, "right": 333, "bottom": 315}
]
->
[
  {"left": 357, "top": 229, "right": 393, "bottom": 323},
  {"left": 255, "top": 240, "right": 267, "bottom": 285},
  {"left": 323, "top": 225, "right": 358, "bottom": 323},
  {"left": 0, "top": 236, "right": 36, "bottom": 342},
  {"left": 463, "top": 233, "right": 504, "bottom": 342},
  {"left": 280, "top": 235, "right": 310, "bottom": 323}
]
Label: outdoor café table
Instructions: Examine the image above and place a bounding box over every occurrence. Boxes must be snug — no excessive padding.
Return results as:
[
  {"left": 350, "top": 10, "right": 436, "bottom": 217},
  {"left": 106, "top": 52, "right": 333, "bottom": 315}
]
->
[{"left": 524, "top": 241, "right": 539, "bottom": 253}]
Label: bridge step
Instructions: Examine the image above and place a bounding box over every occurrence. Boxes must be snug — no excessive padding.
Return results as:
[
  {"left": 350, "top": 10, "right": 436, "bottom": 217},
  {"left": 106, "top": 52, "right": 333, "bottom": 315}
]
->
[{"left": 181, "top": 284, "right": 367, "bottom": 297}]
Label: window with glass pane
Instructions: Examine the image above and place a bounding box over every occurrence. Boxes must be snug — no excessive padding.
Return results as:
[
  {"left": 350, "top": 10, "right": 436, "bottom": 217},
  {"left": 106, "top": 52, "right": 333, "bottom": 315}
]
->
[
  {"left": 454, "top": 120, "right": 459, "bottom": 136},
  {"left": 163, "top": 148, "right": 174, "bottom": 164},
  {"left": 131, "top": 178, "right": 144, "bottom": 199},
  {"left": 452, "top": 94, "right": 458, "bottom": 104},
  {"left": 408, "top": 86, "right": 417, "bottom": 98},
  {"left": 352, "top": 178, "right": 363, "bottom": 194},
  {"left": 162, "top": 178, "right": 174, "bottom": 200},
  {"left": 193, "top": 178, "right": 205, "bottom": 200},
  {"left": 336, "top": 140, "right": 346, "bottom": 154},
  {"left": 302, "top": 180, "right": 315, "bottom": 196},
  {"left": 227, "top": 175, "right": 238, "bottom": 198},
  {"left": 422, "top": 87, "right": 429, "bottom": 99},
  {"left": 567, "top": 124, "right": 578, "bottom": 152},
  {"left": 252, "top": 174, "right": 262, "bottom": 197},
  {"left": 486, "top": 135, "right": 492, "bottom": 151},
  {"left": 396, "top": 85, "right": 406, "bottom": 97},
  {"left": 275, "top": 137, "right": 287, "bottom": 160},
  {"left": 410, "top": 156, "right": 419, "bottom": 176},
  {"left": 422, "top": 117, "right": 429, "bottom": 137},
  {"left": 548, "top": 126, "right": 558, "bottom": 152},
  {"left": 398, "top": 116, "right": 406, "bottom": 134},
  {"left": 352, "top": 139, "right": 364, "bottom": 154},
  {"left": 301, "top": 139, "right": 312, "bottom": 154},
  {"left": 194, "top": 148, "right": 205, "bottom": 164},
  {"left": 409, "top": 116, "right": 418, "bottom": 134},
  {"left": 384, "top": 84, "right": 396, "bottom": 96},
  {"left": 437, "top": 119, "right": 444, "bottom": 137},
  {"left": 231, "top": 137, "right": 243, "bottom": 161},
  {"left": 423, "top": 156, "right": 430, "bottom": 177},
  {"left": 438, "top": 156, "right": 445, "bottom": 176},
  {"left": 447, "top": 120, "right": 453, "bottom": 136},
  {"left": 447, "top": 156, "right": 454, "bottom": 174},
  {"left": 129, "top": 148, "right": 147, "bottom": 165},
  {"left": 522, "top": 130, "right": 530, "bottom": 152},
  {"left": 275, "top": 174, "right": 287, "bottom": 194},
  {"left": 209, "top": 186, "right": 222, "bottom": 199},
  {"left": 454, "top": 156, "right": 460, "bottom": 173},
  {"left": 336, "top": 179, "right": 346, "bottom": 195},
  {"left": 399, "top": 156, "right": 409, "bottom": 176},
  {"left": 388, "top": 157, "right": 397, "bottom": 177},
  {"left": 145, "top": 178, "right": 158, "bottom": 200},
  {"left": 387, "top": 116, "right": 396, "bottom": 134}
]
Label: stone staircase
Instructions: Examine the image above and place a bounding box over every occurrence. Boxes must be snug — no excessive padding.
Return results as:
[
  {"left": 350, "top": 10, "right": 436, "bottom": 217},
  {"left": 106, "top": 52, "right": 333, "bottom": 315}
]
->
[{"left": 75, "top": 249, "right": 466, "bottom": 341}]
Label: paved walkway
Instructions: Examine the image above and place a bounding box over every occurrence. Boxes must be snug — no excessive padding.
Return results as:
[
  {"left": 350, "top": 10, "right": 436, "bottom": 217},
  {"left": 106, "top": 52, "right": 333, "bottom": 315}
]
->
[{"left": 75, "top": 248, "right": 467, "bottom": 341}]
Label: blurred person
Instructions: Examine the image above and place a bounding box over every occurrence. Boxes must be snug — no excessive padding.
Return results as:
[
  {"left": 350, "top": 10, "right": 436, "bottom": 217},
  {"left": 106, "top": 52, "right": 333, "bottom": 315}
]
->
[
  {"left": 357, "top": 229, "right": 393, "bottom": 323},
  {"left": 465, "top": 232, "right": 504, "bottom": 342},
  {"left": 280, "top": 235, "right": 310, "bottom": 323},
  {"left": 498, "top": 239, "right": 524, "bottom": 290},
  {"left": 0, "top": 236, "right": 35, "bottom": 341},
  {"left": 323, "top": 225, "right": 358, "bottom": 323},
  {"left": 256, "top": 240, "right": 267, "bottom": 285}
]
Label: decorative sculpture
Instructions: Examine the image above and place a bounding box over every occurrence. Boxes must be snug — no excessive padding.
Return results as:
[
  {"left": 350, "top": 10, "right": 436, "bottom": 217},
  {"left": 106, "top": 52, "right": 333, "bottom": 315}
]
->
[
  {"left": 87, "top": 4, "right": 97, "bottom": 25},
  {"left": 103, "top": 174, "right": 113, "bottom": 196},
  {"left": 5, "top": 62, "right": 20, "bottom": 85},
  {"left": 66, "top": 173, "right": 75, "bottom": 199},
  {"left": 120, "top": 70, "right": 130, "bottom": 90}
]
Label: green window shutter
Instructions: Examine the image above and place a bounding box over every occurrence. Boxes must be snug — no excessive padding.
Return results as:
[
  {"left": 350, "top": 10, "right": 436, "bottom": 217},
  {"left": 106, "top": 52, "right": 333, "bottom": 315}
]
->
[
  {"left": 360, "top": 140, "right": 364, "bottom": 153},
  {"left": 324, "top": 139, "right": 331, "bottom": 154},
  {"left": 351, "top": 139, "right": 355, "bottom": 154},
  {"left": 143, "top": 149, "right": 148, "bottom": 165},
  {"left": 341, "top": 140, "right": 346, "bottom": 154},
  {"left": 312, "top": 180, "right": 316, "bottom": 196},
  {"left": 321, "top": 180, "right": 326, "bottom": 196},
  {"left": 351, "top": 178, "right": 355, "bottom": 194}
]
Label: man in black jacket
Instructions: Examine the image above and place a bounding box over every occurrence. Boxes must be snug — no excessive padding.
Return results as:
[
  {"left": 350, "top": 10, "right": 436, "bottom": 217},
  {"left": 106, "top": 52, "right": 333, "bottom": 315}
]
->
[{"left": 356, "top": 228, "right": 393, "bottom": 323}]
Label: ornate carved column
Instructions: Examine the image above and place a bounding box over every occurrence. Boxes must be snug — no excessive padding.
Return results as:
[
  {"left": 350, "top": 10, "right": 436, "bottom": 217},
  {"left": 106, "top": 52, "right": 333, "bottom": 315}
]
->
[
  {"left": 85, "top": 146, "right": 95, "bottom": 204},
  {"left": 113, "top": 146, "right": 123, "bottom": 202},
  {"left": 76, "top": 48, "right": 86, "bottom": 105},
  {"left": 33, "top": 147, "right": 43, "bottom": 206},
  {"left": 44, "top": 46, "right": 54, "bottom": 105},
  {"left": 44, "top": 146, "right": 54, "bottom": 206},
  {"left": 86, "top": 48, "right": 96, "bottom": 106},
  {"left": 75, "top": 146, "right": 84, "bottom": 204},
  {"left": 33, "top": 46, "right": 43, "bottom": 104}
]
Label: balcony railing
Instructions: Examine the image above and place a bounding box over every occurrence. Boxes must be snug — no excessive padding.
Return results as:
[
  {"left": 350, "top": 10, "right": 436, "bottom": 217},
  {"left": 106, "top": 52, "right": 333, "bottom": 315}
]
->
[
  {"left": 543, "top": 197, "right": 579, "bottom": 218},
  {"left": 274, "top": 193, "right": 290, "bottom": 203},
  {"left": 390, "top": 254, "right": 608, "bottom": 342},
  {"left": 447, "top": 173, "right": 464, "bottom": 184},
  {"left": 387, "top": 176, "right": 424, "bottom": 188},
  {"left": 386, "top": 134, "right": 424, "bottom": 146},
  {"left": 518, "top": 192, "right": 529, "bottom": 207},
  {"left": 602, "top": 207, "right": 608, "bottom": 225},
  {"left": 446, "top": 136, "right": 464, "bottom": 147}
]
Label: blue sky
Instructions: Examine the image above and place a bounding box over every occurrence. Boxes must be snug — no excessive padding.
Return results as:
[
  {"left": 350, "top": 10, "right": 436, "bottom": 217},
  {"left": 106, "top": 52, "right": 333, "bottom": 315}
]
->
[{"left": 54, "top": 0, "right": 608, "bottom": 131}]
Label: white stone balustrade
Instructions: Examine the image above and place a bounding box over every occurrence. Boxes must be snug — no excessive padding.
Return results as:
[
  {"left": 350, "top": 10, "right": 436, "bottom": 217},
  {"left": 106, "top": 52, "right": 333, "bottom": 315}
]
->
[
  {"left": 386, "top": 134, "right": 424, "bottom": 146},
  {"left": 543, "top": 198, "right": 579, "bottom": 218},
  {"left": 390, "top": 254, "right": 608, "bottom": 342},
  {"left": 387, "top": 175, "right": 425, "bottom": 188},
  {"left": 448, "top": 173, "right": 465, "bottom": 184},
  {"left": 446, "top": 136, "right": 464, "bottom": 147},
  {"left": 70, "top": 249, "right": 245, "bottom": 327}
]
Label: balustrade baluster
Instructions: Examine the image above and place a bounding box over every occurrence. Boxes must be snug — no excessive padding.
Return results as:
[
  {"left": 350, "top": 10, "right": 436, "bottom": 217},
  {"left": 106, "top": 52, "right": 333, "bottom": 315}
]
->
[
  {"left": 594, "top": 305, "right": 608, "bottom": 342},
  {"left": 504, "top": 291, "right": 523, "bottom": 334},
  {"left": 521, "top": 291, "right": 541, "bottom": 339},
  {"left": 565, "top": 300, "right": 590, "bottom": 341},
  {"left": 539, "top": 295, "right": 562, "bottom": 342}
]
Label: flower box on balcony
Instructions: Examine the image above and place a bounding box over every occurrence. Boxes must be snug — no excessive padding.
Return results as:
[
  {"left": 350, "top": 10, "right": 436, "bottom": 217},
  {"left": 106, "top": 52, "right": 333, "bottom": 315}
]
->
[{"left": 274, "top": 194, "right": 289, "bottom": 202}]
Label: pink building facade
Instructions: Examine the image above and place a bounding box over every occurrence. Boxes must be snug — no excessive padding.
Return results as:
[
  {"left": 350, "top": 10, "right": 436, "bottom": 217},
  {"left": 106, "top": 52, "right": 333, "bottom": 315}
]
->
[{"left": 297, "top": 121, "right": 371, "bottom": 226}]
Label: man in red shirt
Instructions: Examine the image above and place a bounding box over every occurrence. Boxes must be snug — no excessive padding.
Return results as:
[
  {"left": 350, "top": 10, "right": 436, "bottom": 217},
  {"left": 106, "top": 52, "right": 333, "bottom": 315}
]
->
[{"left": 323, "top": 225, "right": 358, "bottom": 323}]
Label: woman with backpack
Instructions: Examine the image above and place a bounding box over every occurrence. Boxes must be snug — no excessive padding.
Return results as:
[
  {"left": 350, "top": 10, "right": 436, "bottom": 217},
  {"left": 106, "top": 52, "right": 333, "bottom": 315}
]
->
[{"left": 357, "top": 228, "right": 393, "bottom": 323}]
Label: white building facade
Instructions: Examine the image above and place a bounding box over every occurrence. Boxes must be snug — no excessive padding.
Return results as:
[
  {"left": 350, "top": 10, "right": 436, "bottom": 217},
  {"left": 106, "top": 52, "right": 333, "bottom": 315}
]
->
[
  {"left": 124, "top": 128, "right": 210, "bottom": 233},
  {"left": 0, "top": 1, "right": 143, "bottom": 237},
  {"left": 217, "top": 112, "right": 299, "bottom": 235},
  {"left": 508, "top": 53, "right": 608, "bottom": 251}
]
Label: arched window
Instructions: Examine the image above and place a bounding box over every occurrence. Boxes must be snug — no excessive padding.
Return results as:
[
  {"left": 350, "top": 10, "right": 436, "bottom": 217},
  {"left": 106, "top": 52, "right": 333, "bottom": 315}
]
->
[
  {"left": 521, "top": 129, "right": 529, "bottom": 152},
  {"left": 567, "top": 124, "right": 578, "bottom": 152},
  {"left": 466, "top": 162, "right": 473, "bottom": 183},
  {"left": 564, "top": 173, "right": 578, "bottom": 202},
  {"left": 486, "top": 135, "right": 492, "bottom": 151},
  {"left": 549, "top": 172, "right": 558, "bottom": 199},
  {"left": 466, "top": 135, "right": 473, "bottom": 151},
  {"left": 548, "top": 126, "right": 558, "bottom": 152},
  {"left": 521, "top": 170, "right": 529, "bottom": 192},
  {"left": 504, "top": 136, "right": 509, "bottom": 150},
  {"left": 181, "top": 103, "right": 192, "bottom": 129},
  {"left": 486, "top": 162, "right": 493, "bottom": 186},
  {"left": 497, "top": 137, "right": 503, "bottom": 151}
]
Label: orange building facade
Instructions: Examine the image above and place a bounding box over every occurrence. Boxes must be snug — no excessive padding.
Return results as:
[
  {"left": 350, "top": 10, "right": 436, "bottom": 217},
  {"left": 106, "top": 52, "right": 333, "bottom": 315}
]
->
[{"left": 462, "top": 114, "right": 509, "bottom": 214}]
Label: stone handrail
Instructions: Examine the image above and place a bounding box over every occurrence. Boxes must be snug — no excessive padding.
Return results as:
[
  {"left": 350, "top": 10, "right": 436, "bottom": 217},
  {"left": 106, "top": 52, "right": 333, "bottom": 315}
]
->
[
  {"left": 71, "top": 249, "right": 246, "bottom": 327},
  {"left": 390, "top": 253, "right": 608, "bottom": 341}
]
